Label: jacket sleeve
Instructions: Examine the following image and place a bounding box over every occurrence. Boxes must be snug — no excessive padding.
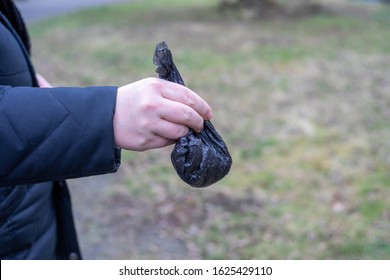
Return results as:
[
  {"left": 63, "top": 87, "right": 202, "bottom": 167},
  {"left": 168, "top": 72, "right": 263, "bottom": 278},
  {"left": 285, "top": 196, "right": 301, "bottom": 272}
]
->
[{"left": 0, "top": 85, "right": 121, "bottom": 187}]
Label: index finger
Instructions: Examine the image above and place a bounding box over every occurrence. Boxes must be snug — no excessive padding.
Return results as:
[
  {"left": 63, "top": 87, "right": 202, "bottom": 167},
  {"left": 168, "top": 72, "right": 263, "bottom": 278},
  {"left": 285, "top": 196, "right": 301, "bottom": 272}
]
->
[{"left": 160, "top": 81, "right": 213, "bottom": 120}]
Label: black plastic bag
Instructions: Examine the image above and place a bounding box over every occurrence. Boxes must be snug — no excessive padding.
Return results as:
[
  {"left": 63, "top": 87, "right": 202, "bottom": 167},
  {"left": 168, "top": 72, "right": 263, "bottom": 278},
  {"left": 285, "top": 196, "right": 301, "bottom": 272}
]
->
[{"left": 153, "top": 41, "right": 232, "bottom": 188}]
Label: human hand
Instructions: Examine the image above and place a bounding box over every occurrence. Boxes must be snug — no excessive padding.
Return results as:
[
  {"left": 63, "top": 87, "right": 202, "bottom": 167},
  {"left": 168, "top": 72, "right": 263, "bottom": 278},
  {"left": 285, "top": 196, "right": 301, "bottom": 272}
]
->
[
  {"left": 113, "top": 77, "right": 213, "bottom": 151},
  {"left": 36, "top": 73, "right": 53, "bottom": 88}
]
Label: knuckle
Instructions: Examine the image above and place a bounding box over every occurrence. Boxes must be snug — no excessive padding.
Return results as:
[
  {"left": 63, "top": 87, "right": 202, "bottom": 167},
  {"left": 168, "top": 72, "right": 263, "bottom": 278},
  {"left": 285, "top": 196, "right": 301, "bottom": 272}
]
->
[
  {"left": 182, "top": 107, "right": 203, "bottom": 132},
  {"left": 139, "top": 97, "right": 159, "bottom": 114},
  {"left": 182, "top": 107, "right": 193, "bottom": 122},
  {"left": 184, "top": 89, "right": 197, "bottom": 107},
  {"left": 141, "top": 101, "right": 156, "bottom": 112},
  {"left": 136, "top": 135, "right": 152, "bottom": 151},
  {"left": 145, "top": 77, "right": 160, "bottom": 85},
  {"left": 145, "top": 78, "right": 162, "bottom": 93}
]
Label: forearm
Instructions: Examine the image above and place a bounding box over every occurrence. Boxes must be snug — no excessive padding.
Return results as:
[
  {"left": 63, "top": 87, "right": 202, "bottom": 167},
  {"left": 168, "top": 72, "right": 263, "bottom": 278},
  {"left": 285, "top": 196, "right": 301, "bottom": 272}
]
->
[{"left": 0, "top": 85, "right": 120, "bottom": 187}]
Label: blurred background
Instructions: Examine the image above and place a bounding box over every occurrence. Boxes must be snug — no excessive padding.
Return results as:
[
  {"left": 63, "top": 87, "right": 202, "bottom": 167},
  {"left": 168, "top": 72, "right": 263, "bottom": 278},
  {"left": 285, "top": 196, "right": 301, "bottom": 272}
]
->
[{"left": 19, "top": 0, "right": 390, "bottom": 259}]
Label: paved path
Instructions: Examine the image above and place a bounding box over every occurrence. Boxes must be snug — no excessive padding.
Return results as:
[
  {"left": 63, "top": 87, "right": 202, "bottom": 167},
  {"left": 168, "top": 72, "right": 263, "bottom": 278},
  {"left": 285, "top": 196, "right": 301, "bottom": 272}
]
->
[{"left": 15, "top": 0, "right": 130, "bottom": 24}]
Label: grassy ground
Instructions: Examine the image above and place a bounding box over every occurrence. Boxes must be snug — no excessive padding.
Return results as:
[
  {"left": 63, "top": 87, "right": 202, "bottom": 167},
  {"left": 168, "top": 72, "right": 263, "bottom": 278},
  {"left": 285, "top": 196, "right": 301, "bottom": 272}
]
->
[{"left": 30, "top": 0, "right": 390, "bottom": 259}]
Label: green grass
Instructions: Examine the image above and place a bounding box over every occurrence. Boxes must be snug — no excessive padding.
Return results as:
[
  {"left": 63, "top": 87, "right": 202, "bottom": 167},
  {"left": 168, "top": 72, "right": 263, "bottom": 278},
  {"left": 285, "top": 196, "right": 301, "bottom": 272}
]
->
[{"left": 30, "top": 0, "right": 390, "bottom": 259}]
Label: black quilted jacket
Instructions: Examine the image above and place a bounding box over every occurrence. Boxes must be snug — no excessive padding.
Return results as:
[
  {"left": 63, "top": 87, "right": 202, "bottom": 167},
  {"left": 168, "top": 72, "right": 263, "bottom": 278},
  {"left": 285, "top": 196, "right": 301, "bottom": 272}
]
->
[{"left": 0, "top": 11, "right": 121, "bottom": 259}]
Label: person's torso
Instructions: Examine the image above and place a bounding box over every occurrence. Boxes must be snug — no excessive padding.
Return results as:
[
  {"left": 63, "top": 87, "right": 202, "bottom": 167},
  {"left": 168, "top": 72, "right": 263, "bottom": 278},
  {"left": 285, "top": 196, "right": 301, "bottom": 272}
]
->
[
  {"left": 0, "top": 11, "right": 34, "bottom": 86},
  {"left": 0, "top": 12, "right": 57, "bottom": 259},
  {"left": 0, "top": 183, "right": 57, "bottom": 259}
]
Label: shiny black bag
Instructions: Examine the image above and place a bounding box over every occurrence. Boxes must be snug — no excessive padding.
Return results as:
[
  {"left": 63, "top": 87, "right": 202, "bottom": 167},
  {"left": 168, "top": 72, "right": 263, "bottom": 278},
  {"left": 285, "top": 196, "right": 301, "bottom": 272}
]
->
[{"left": 153, "top": 41, "right": 232, "bottom": 188}]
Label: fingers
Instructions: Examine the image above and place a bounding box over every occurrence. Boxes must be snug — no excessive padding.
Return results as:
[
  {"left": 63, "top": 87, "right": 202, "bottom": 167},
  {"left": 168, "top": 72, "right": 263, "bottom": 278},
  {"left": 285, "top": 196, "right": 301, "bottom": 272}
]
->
[
  {"left": 160, "top": 81, "right": 213, "bottom": 121},
  {"left": 114, "top": 78, "right": 213, "bottom": 152},
  {"left": 152, "top": 119, "right": 190, "bottom": 140},
  {"left": 127, "top": 120, "right": 187, "bottom": 151},
  {"left": 136, "top": 135, "right": 176, "bottom": 151},
  {"left": 159, "top": 98, "right": 205, "bottom": 133},
  {"left": 138, "top": 121, "right": 189, "bottom": 151}
]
